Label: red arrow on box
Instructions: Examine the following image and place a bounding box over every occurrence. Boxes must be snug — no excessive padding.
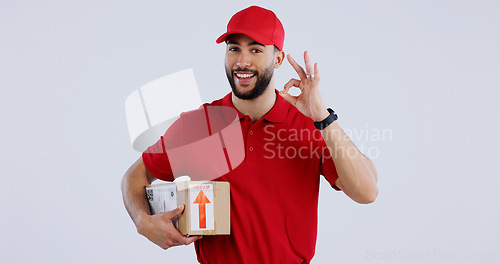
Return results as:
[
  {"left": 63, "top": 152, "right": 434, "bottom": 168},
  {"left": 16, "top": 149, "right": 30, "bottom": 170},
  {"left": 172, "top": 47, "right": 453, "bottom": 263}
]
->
[{"left": 193, "top": 190, "right": 211, "bottom": 228}]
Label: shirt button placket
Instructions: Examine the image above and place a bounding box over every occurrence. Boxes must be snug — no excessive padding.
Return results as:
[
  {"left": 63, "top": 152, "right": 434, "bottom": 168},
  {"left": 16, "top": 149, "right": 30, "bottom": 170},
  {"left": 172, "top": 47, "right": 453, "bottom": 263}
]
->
[{"left": 247, "top": 128, "right": 255, "bottom": 158}]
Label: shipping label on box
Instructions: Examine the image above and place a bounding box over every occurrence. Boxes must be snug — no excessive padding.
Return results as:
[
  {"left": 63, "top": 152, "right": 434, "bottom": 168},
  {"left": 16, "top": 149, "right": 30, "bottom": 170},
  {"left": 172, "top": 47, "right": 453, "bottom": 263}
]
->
[
  {"left": 146, "top": 183, "right": 179, "bottom": 228},
  {"left": 190, "top": 183, "right": 214, "bottom": 230},
  {"left": 146, "top": 181, "right": 230, "bottom": 235}
]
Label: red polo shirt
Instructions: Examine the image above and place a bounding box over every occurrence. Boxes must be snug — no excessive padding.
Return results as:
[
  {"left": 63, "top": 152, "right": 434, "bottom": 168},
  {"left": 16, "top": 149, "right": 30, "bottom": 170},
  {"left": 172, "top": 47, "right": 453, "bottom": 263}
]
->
[{"left": 143, "top": 90, "right": 339, "bottom": 264}]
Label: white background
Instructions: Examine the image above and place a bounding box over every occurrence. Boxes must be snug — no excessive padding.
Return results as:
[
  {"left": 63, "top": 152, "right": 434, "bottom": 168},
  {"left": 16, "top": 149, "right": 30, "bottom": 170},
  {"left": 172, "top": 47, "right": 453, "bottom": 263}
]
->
[{"left": 1, "top": 0, "right": 499, "bottom": 263}]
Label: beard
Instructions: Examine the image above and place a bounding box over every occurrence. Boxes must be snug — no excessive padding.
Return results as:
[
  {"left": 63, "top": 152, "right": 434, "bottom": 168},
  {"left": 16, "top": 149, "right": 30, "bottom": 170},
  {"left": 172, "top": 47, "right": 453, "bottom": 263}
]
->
[{"left": 225, "top": 62, "right": 274, "bottom": 100}]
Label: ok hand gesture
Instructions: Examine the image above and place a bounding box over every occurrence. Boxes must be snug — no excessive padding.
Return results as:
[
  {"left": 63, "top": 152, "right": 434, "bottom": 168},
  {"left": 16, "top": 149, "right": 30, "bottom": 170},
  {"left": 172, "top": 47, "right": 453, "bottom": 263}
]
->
[{"left": 280, "top": 51, "right": 330, "bottom": 122}]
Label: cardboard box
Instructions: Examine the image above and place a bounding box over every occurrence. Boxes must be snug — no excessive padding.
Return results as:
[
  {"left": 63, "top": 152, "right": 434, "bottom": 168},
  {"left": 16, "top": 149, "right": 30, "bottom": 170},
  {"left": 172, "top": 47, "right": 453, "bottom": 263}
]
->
[{"left": 146, "top": 181, "right": 230, "bottom": 235}]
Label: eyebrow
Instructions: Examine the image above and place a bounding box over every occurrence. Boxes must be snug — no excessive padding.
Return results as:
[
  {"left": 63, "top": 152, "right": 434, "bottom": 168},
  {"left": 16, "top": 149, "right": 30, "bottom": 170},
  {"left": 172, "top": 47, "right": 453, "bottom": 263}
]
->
[{"left": 227, "top": 40, "right": 266, "bottom": 47}]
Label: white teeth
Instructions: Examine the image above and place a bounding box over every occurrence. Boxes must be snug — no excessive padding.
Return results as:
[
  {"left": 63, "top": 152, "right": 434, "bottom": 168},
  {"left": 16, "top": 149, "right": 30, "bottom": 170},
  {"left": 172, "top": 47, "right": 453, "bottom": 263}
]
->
[{"left": 236, "top": 73, "right": 255, "bottom": 78}]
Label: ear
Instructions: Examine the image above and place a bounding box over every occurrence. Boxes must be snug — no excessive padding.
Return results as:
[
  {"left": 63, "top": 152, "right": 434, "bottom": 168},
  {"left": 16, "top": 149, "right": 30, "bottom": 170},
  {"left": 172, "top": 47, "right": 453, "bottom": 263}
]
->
[{"left": 274, "top": 50, "right": 285, "bottom": 69}]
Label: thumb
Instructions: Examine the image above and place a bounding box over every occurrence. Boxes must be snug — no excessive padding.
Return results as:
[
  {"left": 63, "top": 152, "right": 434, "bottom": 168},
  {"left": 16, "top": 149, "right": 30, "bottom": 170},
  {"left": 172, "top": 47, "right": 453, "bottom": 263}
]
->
[
  {"left": 163, "top": 204, "right": 185, "bottom": 220},
  {"left": 279, "top": 91, "right": 297, "bottom": 106}
]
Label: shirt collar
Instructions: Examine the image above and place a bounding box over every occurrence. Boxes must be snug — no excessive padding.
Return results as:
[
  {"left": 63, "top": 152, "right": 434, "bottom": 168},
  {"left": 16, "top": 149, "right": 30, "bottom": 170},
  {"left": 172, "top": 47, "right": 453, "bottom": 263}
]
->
[{"left": 221, "top": 89, "right": 289, "bottom": 123}]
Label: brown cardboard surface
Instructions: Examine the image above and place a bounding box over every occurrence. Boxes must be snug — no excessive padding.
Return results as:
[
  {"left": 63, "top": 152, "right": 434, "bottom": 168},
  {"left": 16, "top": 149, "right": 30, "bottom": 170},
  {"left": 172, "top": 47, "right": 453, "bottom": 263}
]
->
[
  {"left": 176, "top": 181, "right": 189, "bottom": 235},
  {"left": 146, "top": 180, "right": 230, "bottom": 236},
  {"left": 214, "top": 181, "right": 230, "bottom": 235}
]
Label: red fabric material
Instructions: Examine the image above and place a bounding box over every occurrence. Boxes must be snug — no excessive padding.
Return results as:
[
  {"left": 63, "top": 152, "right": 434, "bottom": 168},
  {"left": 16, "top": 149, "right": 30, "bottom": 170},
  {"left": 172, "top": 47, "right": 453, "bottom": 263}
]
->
[
  {"left": 216, "top": 6, "right": 285, "bottom": 51},
  {"left": 142, "top": 90, "right": 339, "bottom": 263}
]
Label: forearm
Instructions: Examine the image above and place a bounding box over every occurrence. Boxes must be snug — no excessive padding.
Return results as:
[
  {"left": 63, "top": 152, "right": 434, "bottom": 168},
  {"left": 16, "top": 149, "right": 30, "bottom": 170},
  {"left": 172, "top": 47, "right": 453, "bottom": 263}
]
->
[
  {"left": 279, "top": 50, "right": 378, "bottom": 203},
  {"left": 321, "top": 122, "right": 378, "bottom": 203},
  {"left": 121, "top": 157, "right": 155, "bottom": 232}
]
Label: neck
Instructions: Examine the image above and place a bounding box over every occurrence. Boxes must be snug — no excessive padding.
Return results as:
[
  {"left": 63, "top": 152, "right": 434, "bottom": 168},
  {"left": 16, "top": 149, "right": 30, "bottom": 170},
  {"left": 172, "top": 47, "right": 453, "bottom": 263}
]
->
[{"left": 232, "top": 82, "right": 277, "bottom": 123}]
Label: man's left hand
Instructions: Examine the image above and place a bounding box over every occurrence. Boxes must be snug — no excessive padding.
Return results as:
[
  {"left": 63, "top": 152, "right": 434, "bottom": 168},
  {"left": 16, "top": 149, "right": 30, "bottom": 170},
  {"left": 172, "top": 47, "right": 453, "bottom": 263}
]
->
[{"left": 280, "top": 51, "right": 330, "bottom": 122}]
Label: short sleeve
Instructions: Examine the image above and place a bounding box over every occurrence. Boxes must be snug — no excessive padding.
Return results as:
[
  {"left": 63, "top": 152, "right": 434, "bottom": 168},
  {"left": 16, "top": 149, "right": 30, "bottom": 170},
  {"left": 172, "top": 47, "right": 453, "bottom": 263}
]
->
[
  {"left": 142, "top": 105, "right": 213, "bottom": 182},
  {"left": 142, "top": 136, "right": 175, "bottom": 182},
  {"left": 319, "top": 142, "right": 341, "bottom": 191},
  {"left": 142, "top": 116, "right": 187, "bottom": 182}
]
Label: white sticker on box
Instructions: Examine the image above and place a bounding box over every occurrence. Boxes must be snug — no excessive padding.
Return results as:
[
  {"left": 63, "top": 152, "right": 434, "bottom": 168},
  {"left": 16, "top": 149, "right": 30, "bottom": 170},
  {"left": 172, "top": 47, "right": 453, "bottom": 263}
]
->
[
  {"left": 189, "top": 183, "right": 214, "bottom": 231},
  {"left": 146, "top": 184, "right": 178, "bottom": 229},
  {"left": 147, "top": 184, "right": 177, "bottom": 214}
]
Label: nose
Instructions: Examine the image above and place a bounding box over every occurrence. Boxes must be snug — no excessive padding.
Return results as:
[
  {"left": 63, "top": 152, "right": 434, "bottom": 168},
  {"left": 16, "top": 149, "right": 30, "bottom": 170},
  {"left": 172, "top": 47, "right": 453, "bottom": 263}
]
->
[{"left": 236, "top": 51, "right": 251, "bottom": 68}]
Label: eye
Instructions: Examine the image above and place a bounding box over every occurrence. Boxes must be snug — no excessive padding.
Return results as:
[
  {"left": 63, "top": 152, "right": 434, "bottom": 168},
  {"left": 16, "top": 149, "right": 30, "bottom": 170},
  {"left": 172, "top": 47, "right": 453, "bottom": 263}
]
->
[
  {"left": 252, "top": 49, "right": 263, "bottom": 53},
  {"left": 228, "top": 47, "right": 239, "bottom": 52}
]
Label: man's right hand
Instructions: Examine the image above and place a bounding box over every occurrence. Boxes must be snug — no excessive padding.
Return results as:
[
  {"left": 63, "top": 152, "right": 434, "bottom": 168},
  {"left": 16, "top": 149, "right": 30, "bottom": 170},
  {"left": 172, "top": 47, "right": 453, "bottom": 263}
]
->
[{"left": 138, "top": 204, "right": 203, "bottom": 250}]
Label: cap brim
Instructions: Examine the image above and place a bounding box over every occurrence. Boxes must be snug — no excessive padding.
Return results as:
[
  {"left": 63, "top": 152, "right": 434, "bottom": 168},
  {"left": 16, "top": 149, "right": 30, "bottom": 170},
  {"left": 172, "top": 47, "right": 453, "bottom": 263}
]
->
[
  {"left": 216, "top": 30, "right": 276, "bottom": 48},
  {"left": 216, "top": 32, "right": 232, "bottom": 44}
]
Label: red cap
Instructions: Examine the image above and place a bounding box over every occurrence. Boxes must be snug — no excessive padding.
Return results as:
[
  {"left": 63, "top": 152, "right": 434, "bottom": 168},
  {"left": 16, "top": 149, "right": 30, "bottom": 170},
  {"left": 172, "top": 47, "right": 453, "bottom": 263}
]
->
[{"left": 216, "top": 6, "right": 285, "bottom": 51}]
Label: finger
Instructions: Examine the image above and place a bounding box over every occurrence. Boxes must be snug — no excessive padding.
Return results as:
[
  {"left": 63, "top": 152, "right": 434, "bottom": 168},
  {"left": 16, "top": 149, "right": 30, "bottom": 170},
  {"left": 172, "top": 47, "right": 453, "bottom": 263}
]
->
[
  {"left": 304, "top": 51, "right": 313, "bottom": 76},
  {"left": 287, "top": 54, "right": 307, "bottom": 80},
  {"left": 166, "top": 240, "right": 183, "bottom": 248},
  {"left": 279, "top": 91, "right": 299, "bottom": 107},
  {"left": 283, "top": 78, "right": 301, "bottom": 93},
  {"left": 314, "top": 63, "right": 320, "bottom": 81},
  {"left": 164, "top": 204, "right": 185, "bottom": 220},
  {"left": 166, "top": 227, "right": 192, "bottom": 246},
  {"left": 178, "top": 235, "right": 203, "bottom": 245},
  {"left": 162, "top": 234, "right": 185, "bottom": 248}
]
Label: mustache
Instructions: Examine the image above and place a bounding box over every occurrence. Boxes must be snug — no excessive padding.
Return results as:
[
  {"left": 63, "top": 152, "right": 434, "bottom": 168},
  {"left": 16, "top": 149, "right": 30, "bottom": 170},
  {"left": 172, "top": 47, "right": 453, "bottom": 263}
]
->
[{"left": 232, "top": 68, "right": 258, "bottom": 75}]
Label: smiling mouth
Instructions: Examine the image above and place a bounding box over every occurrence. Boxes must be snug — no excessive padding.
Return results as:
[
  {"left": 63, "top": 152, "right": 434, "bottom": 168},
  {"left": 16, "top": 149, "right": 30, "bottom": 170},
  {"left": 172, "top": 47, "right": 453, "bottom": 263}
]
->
[
  {"left": 234, "top": 72, "right": 256, "bottom": 84},
  {"left": 235, "top": 73, "right": 255, "bottom": 78}
]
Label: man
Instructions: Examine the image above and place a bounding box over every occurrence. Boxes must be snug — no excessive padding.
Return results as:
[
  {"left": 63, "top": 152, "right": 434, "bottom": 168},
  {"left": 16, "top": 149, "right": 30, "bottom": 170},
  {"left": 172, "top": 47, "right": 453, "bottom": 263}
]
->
[{"left": 121, "top": 6, "right": 378, "bottom": 264}]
